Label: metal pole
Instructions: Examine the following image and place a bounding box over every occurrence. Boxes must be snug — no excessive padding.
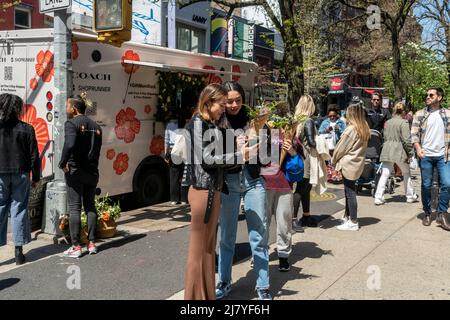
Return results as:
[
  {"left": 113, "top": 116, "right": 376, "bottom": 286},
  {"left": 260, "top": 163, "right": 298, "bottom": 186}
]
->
[{"left": 42, "top": 8, "right": 72, "bottom": 235}]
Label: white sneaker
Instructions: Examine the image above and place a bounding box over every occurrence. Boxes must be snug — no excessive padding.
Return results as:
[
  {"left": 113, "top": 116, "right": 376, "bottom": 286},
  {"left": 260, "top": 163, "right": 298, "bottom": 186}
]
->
[
  {"left": 337, "top": 219, "right": 359, "bottom": 231},
  {"left": 64, "top": 245, "right": 82, "bottom": 258},
  {"left": 374, "top": 198, "right": 385, "bottom": 205},
  {"left": 407, "top": 194, "right": 419, "bottom": 203},
  {"left": 170, "top": 201, "right": 177, "bottom": 205}
]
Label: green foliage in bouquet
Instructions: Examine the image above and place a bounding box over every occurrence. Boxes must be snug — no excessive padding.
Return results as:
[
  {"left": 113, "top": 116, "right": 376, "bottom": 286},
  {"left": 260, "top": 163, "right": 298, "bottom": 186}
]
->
[{"left": 80, "top": 195, "right": 122, "bottom": 227}]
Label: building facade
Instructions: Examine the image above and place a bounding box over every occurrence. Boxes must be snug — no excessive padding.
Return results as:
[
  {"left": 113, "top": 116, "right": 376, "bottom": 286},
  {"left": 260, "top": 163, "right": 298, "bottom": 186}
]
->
[{"left": 0, "top": 0, "right": 51, "bottom": 30}]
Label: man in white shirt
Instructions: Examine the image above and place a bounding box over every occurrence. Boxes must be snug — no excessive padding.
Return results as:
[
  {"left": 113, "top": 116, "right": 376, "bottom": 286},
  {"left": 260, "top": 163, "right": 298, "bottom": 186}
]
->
[{"left": 411, "top": 87, "right": 450, "bottom": 230}]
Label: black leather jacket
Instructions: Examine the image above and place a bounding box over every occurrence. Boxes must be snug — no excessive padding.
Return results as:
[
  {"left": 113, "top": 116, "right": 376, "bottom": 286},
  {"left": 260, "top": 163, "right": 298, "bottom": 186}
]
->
[
  {"left": 302, "top": 118, "right": 317, "bottom": 149},
  {"left": 184, "top": 114, "right": 237, "bottom": 192}
]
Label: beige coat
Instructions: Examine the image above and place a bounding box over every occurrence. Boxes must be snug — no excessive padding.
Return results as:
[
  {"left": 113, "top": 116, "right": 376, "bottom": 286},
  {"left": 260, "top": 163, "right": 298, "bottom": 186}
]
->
[{"left": 332, "top": 125, "right": 368, "bottom": 181}]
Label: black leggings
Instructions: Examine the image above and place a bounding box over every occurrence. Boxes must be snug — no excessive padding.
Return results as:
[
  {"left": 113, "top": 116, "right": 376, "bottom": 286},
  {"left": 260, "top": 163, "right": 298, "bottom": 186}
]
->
[
  {"left": 343, "top": 178, "right": 358, "bottom": 220},
  {"left": 293, "top": 178, "right": 312, "bottom": 219}
]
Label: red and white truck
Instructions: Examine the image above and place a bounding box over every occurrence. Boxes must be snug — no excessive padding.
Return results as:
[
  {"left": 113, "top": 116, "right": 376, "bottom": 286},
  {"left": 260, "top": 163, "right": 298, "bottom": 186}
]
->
[{"left": 0, "top": 28, "right": 257, "bottom": 206}]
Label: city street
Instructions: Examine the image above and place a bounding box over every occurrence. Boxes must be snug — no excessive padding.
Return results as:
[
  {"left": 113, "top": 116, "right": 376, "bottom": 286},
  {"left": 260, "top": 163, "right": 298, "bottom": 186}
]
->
[{"left": 1, "top": 173, "right": 449, "bottom": 300}]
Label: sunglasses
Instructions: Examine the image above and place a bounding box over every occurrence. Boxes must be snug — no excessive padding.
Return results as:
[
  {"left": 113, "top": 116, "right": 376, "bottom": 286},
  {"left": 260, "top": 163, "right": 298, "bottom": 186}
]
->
[
  {"left": 427, "top": 94, "right": 435, "bottom": 98},
  {"left": 372, "top": 99, "right": 380, "bottom": 102}
]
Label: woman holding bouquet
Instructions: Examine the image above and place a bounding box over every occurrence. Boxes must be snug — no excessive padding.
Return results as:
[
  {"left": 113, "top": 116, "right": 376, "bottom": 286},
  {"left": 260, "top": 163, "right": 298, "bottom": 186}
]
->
[
  {"left": 215, "top": 81, "right": 272, "bottom": 301},
  {"left": 263, "top": 106, "right": 304, "bottom": 273},
  {"left": 183, "top": 84, "right": 253, "bottom": 300}
]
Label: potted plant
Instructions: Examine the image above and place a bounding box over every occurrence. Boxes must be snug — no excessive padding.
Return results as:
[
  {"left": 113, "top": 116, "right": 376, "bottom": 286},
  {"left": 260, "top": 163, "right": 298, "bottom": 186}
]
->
[{"left": 94, "top": 195, "right": 121, "bottom": 239}]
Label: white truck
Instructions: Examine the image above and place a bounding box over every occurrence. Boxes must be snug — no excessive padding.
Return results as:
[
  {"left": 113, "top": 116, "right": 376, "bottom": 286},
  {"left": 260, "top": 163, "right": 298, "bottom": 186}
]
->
[{"left": 0, "top": 28, "right": 257, "bottom": 208}]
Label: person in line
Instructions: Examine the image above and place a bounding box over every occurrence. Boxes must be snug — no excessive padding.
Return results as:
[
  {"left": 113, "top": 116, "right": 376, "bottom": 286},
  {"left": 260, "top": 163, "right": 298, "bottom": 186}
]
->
[
  {"left": 332, "top": 104, "right": 370, "bottom": 231},
  {"left": 292, "top": 95, "right": 318, "bottom": 232},
  {"left": 263, "top": 116, "right": 303, "bottom": 273},
  {"left": 215, "top": 81, "right": 272, "bottom": 301},
  {"left": 319, "top": 104, "right": 346, "bottom": 145},
  {"left": 411, "top": 87, "right": 450, "bottom": 230},
  {"left": 0, "top": 93, "right": 40, "bottom": 265},
  {"left": 165, "top": 111, "right": 187, "bottom": 205},
  {"left": 374, "top": 102, "right": 418, "bottom": 205},
  {"left": 60, "top": 93, "right": 102, "bottom": 258},
  {"left": 366, "top": 92, "right": 391, "bottom": 134},
  {"left": 183, "top": 84, "right": 254, "bottom": 300}
]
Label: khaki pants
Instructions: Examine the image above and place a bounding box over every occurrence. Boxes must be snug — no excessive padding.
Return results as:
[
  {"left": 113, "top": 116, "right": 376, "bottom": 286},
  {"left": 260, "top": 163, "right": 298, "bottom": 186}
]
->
[{"left": 184, "top": 187, "right": 221, "bottom": 300}]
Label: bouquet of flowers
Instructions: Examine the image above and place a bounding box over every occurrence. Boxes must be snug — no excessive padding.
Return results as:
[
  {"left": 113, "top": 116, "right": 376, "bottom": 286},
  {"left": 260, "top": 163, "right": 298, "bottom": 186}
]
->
[
  {"left": 267, "top": 102, "right": 307, "bottom": 164},
  {"left": 245, "top": 104, "right": 272, "bottom": 143}
]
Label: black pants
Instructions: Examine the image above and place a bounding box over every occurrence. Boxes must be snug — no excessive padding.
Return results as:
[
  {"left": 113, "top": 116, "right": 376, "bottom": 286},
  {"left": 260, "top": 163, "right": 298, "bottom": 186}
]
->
[
  {"left": 170, "top": 164, "right": 188, "bottom": 203},
  {"left": 66, "top": 169, "right": 98, "bottom": 246},
  {"left": 343, "top": 178, "right": 358, "bottom": 220},
  {"left": 293, "top": 178, "right": 312, "bottom": 219}
]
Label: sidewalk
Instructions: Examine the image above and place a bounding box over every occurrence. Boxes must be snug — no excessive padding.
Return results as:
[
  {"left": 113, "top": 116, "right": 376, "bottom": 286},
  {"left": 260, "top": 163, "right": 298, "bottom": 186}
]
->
[{"left": 169, "top": 174, "right": 450, "bottom": 300}]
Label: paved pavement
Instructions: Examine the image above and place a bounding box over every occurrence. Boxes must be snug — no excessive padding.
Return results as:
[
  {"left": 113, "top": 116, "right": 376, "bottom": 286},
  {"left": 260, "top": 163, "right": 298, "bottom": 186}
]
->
[{"left": 1, "top": 171, "right": 449, "bottom": 300}]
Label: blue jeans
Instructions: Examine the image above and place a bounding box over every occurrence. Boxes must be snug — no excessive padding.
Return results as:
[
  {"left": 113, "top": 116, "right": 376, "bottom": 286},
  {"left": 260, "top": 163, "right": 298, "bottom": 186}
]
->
[
  {"left": 0, "top": 173, "right": 31, "bottom": 247},
  {"left": 218, "top": 168, "right": 269, "bottom": 290},
  {"left": 420, "top": 156, "right": 450, "bottom": 214}
]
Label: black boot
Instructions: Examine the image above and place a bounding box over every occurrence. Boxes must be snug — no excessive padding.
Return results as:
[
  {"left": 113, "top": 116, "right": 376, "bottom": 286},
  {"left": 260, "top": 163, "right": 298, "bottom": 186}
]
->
[{"left": 15, "top": 246, "right": 26, "bottom": 265}]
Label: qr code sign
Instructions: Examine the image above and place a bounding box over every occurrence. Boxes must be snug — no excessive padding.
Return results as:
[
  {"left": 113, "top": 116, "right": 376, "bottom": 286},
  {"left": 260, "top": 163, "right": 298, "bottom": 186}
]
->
[{"left": 4, "top": 66, "right": 12, "bottom": 81}]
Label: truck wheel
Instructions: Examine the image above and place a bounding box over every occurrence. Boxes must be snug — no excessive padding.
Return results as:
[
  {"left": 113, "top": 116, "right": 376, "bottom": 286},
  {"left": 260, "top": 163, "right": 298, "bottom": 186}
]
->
[{"left": 135, "top": 170, "right": 166, "bottom": 206}]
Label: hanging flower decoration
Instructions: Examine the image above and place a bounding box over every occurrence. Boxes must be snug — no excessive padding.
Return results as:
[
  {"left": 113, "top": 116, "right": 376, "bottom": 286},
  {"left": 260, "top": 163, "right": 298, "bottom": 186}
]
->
[
  {"left": 113, "top": 153, "right": 129, "bottom": 175},
  {"left": 35, "top": 50, "right": 55, "bottom": 83},
  {"left": 149, "top": 135, "right": 164, "bottom": 156},
  {"left": 155, "top": 71, "right": 205, "bottom": 123},
  {"left": 121, "top": 50, "right": 140, "bottom": 74},
  {"left": 19, "top": 104, "right": 50, "bottom": 171},
  {"left": 115, "top": 107, "right": 141, "bottom": 143},
  {"left": 106, "top": 149, "right": 116, "bottom": 160}
]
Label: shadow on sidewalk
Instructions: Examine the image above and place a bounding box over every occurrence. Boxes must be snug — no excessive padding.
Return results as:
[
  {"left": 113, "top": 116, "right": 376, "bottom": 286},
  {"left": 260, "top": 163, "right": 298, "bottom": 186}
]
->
[
  {"left": 223, "top": 242, "right": 328, "bottom": 300},
  {"left": 0, "top": 241, "right": 65, "bottom": 267},
  {"left": 117, "top": 206, "right": 191, "bottom": 226},
  {"left": 0, "top": 278, "right": 20, "bottom": 291}
]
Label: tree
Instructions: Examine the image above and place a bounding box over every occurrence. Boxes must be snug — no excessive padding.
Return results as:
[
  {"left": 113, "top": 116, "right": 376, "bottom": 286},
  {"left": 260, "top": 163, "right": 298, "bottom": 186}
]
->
[
  {"left": 179, "top": 0, "right": 306, "bottom": 108},
  {"left": 373, "top": 42, "right": 450, "bottom": 109},
  {"left": 416, "top": 0, "right": 450, "bottom": 85},
  {"left": 338, "top": 0, "right": 417, "bottom": 100}
]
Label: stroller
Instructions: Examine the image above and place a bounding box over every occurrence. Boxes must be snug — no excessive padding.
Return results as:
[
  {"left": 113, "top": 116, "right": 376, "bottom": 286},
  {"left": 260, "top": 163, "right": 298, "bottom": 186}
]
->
[{"left": 356, "top": 130, "right": 395, "bottom": 197}]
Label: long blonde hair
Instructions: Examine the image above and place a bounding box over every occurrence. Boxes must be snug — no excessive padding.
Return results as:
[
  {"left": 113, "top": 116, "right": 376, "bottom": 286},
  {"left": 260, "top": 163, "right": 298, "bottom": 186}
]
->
[
  {"left": 196, "top": 84, "right": 227, "bottom": 122},
  {"left": 346, "top": 104, "right": 370, "bottom": 143},
  {"left": 294, "top": 95, "right": 316, "bottom": 137}
]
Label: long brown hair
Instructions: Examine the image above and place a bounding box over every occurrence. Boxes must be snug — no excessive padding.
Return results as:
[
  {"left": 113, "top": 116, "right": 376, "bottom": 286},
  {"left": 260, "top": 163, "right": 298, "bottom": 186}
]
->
[
  {"left": 346, "top": 104, "right": 370, "bottom": 143},
  {"left": 196, "top": 84, "right": 227, "bottom": 122}
]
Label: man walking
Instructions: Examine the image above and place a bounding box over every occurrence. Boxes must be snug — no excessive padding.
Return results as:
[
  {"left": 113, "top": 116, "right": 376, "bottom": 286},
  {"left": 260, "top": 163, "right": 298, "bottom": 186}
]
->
[
  {"left": 60, "top": 93, "right": 102, "bottom": 257},
  {"left": 0, "top": 93, "right": 40, "bottom": 265},
  {"left": 411, "top": 87, "right": 450, "bottom": 230},
  {"left": 367, "top": 93, "right": 391, "bottom": 133}
]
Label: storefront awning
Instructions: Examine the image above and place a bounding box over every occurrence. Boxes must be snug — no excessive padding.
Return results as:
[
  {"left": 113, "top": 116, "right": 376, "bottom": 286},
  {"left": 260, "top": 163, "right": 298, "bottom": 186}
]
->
[{"left": 123, "top": 60, "right": 248, "bottom": 77}]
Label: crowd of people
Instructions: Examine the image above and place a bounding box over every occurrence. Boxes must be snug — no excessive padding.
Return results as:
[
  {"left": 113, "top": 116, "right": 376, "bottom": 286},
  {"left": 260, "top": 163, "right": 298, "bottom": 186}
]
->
[{"left": 0, "top": 83, "right": 448, "bottom": 301}]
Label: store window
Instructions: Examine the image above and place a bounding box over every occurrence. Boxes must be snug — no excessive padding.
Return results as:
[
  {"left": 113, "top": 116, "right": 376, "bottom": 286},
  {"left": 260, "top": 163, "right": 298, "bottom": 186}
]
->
[
  {"left": 176, "top": 22, "right": 205, "bottom": 53},
  {"left": 15, "top": 7, "right": 32, "bottom": 29}
]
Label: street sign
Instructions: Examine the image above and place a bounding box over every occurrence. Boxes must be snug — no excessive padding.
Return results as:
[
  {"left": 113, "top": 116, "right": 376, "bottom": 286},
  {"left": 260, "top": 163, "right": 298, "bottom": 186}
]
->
[{"left": 39, "top": 0, "right": 71, "bottom": 14}]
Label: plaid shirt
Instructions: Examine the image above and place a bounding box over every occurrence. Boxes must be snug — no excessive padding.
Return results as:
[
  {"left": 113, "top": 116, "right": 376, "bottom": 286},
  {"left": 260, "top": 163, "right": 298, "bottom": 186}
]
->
[{"left": 411, "top": 107, "right": 450, "bottom": 162}]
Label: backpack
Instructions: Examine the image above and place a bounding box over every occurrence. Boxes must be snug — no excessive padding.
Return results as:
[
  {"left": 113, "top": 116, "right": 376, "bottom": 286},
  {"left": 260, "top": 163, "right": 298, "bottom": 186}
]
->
[{"left": 283, "top": 153, "right": 304, "bottom": 183}]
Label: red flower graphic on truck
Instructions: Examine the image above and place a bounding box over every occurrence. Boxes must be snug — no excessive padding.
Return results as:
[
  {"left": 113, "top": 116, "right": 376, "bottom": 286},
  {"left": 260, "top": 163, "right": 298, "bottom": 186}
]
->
[
  {"left": 149, "top": 135, "right": 164, "bottom": 156},
  {"left": 121, "top": 50, "right": 140, "bottom": 74},
  {"left": 35, "top": 50, "right": 55, "bottom": 83},
  {"left": 72, "top": 42, "right": 79, "bottom": 60},
  {"left": 20, "top": 104, "right": 50, "bottom": 171},
  {"left": 115, "top": 107, "right": 141, "bottom": 143},
  {"left": 113, "top": 153, "right": 129, "bottom": 175},
  {"left": 106, "top": 149, "right": 116, "bottom": 160}
]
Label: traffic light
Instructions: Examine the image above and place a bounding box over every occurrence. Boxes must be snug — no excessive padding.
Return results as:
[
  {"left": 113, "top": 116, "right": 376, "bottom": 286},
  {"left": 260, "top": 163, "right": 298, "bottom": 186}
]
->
[{"left": 93, "top": 0, "right": 132, "bottom": 47}]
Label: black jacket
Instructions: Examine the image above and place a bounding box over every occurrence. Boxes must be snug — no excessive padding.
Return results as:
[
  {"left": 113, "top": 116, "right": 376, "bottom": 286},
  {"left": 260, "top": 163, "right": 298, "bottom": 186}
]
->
[
  {"left": 367, "top": 107, "right": 392, "bottom": 133},
  {"left": 183, "top": 114, "right": 237, "bottom": 192},
  {"left": 0, "top": 118, "right": 40, "bottom": 182},
  {"left": 59, "top": 115, "right": 102, "bottom": 176},
  {"left": 303, "top": 118, "right": 317, "bottom": 149}
]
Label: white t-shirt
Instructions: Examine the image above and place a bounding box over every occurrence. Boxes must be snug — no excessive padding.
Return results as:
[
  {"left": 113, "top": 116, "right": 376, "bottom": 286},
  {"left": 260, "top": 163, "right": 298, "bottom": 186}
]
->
[{"left": 423, "top": 110, "right": 445, "bottom": 157}]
